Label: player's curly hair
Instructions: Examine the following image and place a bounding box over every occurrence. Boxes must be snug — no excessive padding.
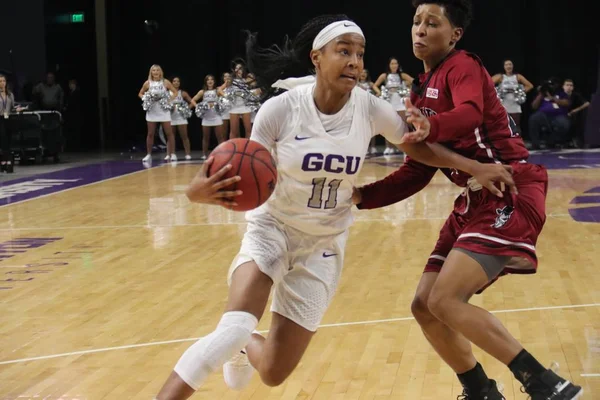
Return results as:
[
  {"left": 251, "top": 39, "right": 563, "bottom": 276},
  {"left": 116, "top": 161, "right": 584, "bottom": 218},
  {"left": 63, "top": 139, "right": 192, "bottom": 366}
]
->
[
  {"left": 412, "top": 0, "right": 473, "bottom": 30},
  {"left": 245, "top": 14, "right": 351, "bottom": 99}
]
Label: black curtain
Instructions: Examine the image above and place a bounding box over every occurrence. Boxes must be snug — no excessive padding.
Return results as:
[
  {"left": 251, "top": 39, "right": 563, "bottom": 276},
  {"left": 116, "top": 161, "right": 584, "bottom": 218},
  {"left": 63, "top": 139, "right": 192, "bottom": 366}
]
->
[{"left": 103, "top": 0, "right": 597, "bottom": 151}]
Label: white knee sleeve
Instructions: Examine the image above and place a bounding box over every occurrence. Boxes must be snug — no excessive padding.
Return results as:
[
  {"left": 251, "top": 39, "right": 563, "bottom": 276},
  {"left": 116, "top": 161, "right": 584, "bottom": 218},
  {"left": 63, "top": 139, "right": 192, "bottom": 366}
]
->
[{"left": 174, "top": 311, "right": 258, "bottom": 390}]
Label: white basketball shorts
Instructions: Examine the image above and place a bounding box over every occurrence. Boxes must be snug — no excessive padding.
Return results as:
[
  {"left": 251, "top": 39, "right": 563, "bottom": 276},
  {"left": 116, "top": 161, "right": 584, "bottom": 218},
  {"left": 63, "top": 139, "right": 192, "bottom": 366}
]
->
[{"left": 228, "top": 211, "right": 349, "bottom": 332}]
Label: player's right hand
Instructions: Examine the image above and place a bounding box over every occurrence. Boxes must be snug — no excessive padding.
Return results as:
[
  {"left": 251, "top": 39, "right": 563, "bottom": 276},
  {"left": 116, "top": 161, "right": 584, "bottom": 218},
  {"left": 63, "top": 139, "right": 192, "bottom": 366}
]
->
[
  {"left": 470, "top": 163, "right": 518, "bottom": 197},
  {"left": 185, "top": 157, "right": 243, "bottom": 208}
]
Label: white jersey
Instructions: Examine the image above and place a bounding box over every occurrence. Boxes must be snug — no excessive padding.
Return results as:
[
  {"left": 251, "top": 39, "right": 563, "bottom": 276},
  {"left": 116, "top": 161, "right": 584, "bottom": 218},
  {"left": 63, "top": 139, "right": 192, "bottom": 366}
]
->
[{"left": 249, "top": 83, "right": 406, "bottom": 236}]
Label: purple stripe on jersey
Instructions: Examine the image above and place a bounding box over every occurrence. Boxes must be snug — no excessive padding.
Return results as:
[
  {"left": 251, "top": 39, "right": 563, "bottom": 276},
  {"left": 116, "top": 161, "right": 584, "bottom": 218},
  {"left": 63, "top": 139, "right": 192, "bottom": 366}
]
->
[{"left": 0, "top": 161, "right": 154, "bottom": 206}]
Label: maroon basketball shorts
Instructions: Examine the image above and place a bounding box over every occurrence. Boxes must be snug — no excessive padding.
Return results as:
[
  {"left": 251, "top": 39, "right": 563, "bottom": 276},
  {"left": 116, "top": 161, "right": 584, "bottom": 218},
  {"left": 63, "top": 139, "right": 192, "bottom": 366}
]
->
[{"left": 424, "top": 163, "right": 549, "bottom": 290}]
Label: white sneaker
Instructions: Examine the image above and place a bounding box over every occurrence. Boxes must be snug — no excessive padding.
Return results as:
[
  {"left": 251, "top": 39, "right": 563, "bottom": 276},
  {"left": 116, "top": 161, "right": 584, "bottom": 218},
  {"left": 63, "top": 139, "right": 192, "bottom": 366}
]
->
[
  {"left": 223, "top": 350, "right": 255, "bottom": 391},
  {"left": 164, "top": 155, "right": 170, "bottom": 161},
  {"left": 369, "top": 147, "right": 377, "bottom": 154},
  {"left": 170, "top": 154, "right": 178, "bottom": 162},
  {"left": 384, "top": 147, "right": 392, "bottom": 155},
  {"left": 185, "top": 155, "right": 191, "bottom": 160},
  {"left": 142, "top": 154, "right": 151, "bottom": 163}
]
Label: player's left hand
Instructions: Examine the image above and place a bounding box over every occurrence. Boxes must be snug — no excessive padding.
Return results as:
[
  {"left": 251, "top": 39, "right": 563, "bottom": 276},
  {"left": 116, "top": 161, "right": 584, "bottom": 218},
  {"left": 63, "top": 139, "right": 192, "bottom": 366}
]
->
[
  {"left": 401, "top": 98, "right": 430, "bottom": 143},
  {"left": 471, "top": 163, "right": 518, "bottom": 197}
]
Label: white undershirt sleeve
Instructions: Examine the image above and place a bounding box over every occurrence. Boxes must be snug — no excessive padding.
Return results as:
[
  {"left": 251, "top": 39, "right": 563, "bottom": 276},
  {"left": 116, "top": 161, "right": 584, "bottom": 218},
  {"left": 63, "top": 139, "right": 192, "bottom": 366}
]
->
[
  {"left": 369, "top": 95, "right": 408, "bottom": 144},
  {"left": 249, "top": 96, "right": 289, "bottom": 151}
]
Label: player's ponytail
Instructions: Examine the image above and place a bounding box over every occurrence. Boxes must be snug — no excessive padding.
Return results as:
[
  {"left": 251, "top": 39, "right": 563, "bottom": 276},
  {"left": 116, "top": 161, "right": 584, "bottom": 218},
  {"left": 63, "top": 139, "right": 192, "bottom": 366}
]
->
[{"left": 245, "top": 14, "right": 350, "bottom": 100}]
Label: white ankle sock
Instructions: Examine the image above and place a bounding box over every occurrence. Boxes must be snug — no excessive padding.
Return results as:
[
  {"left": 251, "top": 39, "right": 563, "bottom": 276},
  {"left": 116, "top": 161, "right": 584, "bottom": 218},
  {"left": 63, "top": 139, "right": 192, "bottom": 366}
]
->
[{"left": 173, "top": 311, "right": 258, "bottom": 390}]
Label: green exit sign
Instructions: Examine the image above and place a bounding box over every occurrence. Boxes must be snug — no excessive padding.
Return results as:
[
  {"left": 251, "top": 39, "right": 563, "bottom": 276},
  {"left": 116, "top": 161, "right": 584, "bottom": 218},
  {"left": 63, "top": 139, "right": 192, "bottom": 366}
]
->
[{"left": 71, "top": 13, "right": 84, "bottom": 23}]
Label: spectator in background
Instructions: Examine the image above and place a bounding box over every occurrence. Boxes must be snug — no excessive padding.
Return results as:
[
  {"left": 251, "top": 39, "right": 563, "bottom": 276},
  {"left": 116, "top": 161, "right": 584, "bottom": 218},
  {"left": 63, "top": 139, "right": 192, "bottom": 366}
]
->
[
  {"left": 0, "top": 74, "right": 19, "bottom": 172},
  {"left": 491, "top": 59, "right": 534, "bottom": 134},
  {"left": 64, "top": 78, "right": 83, "bottom": 150},
  {"left": 563, "top": 79, "right": 590, "bottom": 148},
  {"left": 528, "top": 78, "right": 570, "bottom": 150},
  {"left": 33, "top": 72, "right": 64, "bottom": 111}
]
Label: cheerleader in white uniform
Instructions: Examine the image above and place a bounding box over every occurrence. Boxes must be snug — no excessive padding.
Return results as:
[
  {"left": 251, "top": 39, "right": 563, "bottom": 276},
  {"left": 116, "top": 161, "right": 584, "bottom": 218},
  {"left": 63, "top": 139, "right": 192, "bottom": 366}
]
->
[
  {"left": 170, "top": 77, "right": 196, "bottom": 160},
  {"left": 218, "top": 72, "right": 233, "bottom": 137},
  {"left": 228, "top": 63, "right": 253, "bottom": 139},
  {"left": 247, "top": 73, "right": 262, "bottom": 128},
  {"left": 357, "top": 69, "right": 378, "bottom": 154},
  {"left": 373, "top": 58, "right": 413, "bottom": 154},
  {"left": 138, "top": 65, "right": 177, "bottom": 162},
  {"left": 491, "top": 59, "right": 533, "bottom": 134},
  {"left": 192, "top": 75, "right": 226, "bottom": 159}
]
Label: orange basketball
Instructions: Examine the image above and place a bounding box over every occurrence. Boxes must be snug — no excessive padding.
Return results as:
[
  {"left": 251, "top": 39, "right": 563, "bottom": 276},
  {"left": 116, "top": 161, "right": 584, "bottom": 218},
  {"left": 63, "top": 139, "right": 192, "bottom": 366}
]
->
[{"left": 207, "top": 138, "right": 278, "bottom": 211}]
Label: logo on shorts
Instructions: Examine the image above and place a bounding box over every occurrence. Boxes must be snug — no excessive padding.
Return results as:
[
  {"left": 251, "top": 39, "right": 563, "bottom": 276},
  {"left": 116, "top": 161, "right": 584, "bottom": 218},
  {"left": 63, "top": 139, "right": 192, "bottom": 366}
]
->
[
  {"left": 492, "top": 206, "right": 514, "bottom": 228},
  {"left": 322, "top": 252, "right": 337, "bottom": 258}
]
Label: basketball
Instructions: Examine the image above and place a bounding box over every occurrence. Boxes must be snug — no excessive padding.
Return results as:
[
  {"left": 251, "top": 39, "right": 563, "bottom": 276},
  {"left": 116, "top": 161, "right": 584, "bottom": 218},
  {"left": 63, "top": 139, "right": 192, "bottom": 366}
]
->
[{"left": 207, "top": 138, "right": 278, "bottom": 211}]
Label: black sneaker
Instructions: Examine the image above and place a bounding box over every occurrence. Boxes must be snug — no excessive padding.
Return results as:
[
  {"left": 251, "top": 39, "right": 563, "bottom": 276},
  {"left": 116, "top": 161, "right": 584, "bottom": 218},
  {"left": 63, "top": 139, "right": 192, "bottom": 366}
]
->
[
  {"left": 522, "top": 369, "right": 583, "bottom": 399},
  {"left": 457, "top": 380, "right": 505, "bottom": 400}
]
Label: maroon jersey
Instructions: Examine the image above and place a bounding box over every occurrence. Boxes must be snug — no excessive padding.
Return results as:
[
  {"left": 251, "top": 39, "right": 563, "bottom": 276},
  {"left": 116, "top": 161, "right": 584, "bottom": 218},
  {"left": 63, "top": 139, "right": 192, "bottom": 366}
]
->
[{"left": 411, "top": 50, "right": 529, "bottom": 187}]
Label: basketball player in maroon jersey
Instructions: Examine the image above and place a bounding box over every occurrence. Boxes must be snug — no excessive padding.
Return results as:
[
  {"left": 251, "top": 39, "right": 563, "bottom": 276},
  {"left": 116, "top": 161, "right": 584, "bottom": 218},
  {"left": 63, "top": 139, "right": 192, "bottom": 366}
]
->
[{"left": 354, "top": 1, "right": 583, "bottom": 399}]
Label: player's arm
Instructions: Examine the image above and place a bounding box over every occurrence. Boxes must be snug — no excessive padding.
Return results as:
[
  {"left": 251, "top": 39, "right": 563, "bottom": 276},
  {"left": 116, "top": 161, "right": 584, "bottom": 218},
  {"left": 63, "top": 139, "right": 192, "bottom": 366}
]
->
[
  {"left": 355, "top": 158, "right": 437, "bottom": 209},
  {"left": 372, "top": 97, "right": 517, "bottom": 197},
  {"left": 407, "top": 60, "right": 485, "bottom": 144}
]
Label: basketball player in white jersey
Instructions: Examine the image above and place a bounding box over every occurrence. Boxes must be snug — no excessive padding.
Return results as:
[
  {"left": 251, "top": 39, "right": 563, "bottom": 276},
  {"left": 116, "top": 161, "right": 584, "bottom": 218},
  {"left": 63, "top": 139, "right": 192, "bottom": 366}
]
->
[{"left": 154, "top": 14, "right": 515, "bottom": 399}]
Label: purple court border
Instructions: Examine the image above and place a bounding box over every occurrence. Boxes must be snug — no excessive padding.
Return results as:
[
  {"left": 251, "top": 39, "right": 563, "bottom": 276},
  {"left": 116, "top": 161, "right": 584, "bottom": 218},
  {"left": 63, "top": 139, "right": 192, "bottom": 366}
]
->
[{"left": 0, "top": 161, "right": 158, "bottom": 207}]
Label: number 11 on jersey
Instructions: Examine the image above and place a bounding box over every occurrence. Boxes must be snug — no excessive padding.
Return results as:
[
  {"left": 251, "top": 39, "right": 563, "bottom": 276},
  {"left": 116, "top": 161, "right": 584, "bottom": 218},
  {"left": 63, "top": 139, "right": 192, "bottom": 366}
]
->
[{"left": 308, "top": 177, "right": 343, "bottom": 209}]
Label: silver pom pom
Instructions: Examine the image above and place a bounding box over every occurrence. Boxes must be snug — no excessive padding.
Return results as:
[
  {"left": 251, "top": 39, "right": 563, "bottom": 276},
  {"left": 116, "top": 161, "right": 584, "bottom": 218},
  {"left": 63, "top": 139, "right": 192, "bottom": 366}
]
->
[
  {"left": 176, "top": 103, "right": 193, "bottom": 119},
  {"left": 142, "top": 92, "right": 153, "bottom": 111},
  {"left": 195, "top": 102, "right": 210, "bottom": 118},
  {"left": 514, "top": 86, "right": 527, "bottom": 105},
  {"left": 159, "top": 96, "right": 172, "bottom": 111},
  {"left": 496, "top": 86, "right": 505, "bottom": 103},
  {"left": 230, "top": 79, "right": 261, "bottom": 112},
  {"left": 380, "top": 85, "right": 390, "bottom": 101},
  {"left": 215, "top": 97, "right": 232, "bottom": 115},
  {"left": 142, "top": 86, "right": 170, "bottom": 111},
  {"left": 398, "top": 86, "right": 410, "bottom": 98}
]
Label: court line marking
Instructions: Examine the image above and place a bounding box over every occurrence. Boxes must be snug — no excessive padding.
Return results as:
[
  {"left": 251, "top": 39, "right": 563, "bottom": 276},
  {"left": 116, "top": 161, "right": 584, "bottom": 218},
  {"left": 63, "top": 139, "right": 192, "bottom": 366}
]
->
[
  {"left": 0, "top": 213, "right": 572, "bottom": 232},
  {"left": 0, "top": 302, "right": 598, "bottom": 366},
  {"left": 580, "top": 374, "right": 600, "bottom": 377},
  {"left": 0, "top": 163, "right": 167, "bottom": 209}
]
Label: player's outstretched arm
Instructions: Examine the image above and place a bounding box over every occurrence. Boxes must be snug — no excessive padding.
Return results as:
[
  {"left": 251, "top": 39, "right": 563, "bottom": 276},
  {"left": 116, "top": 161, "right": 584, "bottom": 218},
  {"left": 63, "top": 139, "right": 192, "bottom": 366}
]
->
[{"left": 397, "top": 99, "right": 517, "bottom": 197}]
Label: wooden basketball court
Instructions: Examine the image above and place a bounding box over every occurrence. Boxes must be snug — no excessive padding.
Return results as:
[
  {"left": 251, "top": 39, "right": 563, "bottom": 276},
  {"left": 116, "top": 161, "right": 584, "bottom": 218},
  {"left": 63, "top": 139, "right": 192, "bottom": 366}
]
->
[{"left": 0, "top": 151, "right": 598, "bottom": 399}]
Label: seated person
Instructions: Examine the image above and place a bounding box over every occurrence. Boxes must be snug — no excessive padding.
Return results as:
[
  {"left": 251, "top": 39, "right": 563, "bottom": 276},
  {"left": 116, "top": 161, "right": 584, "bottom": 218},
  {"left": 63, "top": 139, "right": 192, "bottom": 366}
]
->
[
  {"left": 528, "top": 78, "right": 570, "bottom": 149},
  {"left": 563, "top": 79, "right": 590, "bottom": 147}
]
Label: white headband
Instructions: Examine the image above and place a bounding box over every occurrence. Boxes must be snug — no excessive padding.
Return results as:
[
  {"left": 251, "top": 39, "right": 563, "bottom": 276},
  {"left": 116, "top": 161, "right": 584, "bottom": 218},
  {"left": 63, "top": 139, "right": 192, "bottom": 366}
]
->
[{"left": 312, "top": 20, "right": 365, "bottom": 50}]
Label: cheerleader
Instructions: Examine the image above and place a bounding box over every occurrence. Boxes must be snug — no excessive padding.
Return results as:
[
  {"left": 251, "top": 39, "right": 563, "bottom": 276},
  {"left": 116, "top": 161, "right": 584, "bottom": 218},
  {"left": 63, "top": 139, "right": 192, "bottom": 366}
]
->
[
  {"left": 217, "top": 72, "right": 233, "bottom": 137},
  {"left": 491, "top": 59, "right": 534, "bottom": 133},
  {"left": 373, "top": 57, "right": 413, "bottom": 154},
  {"left": 192, "top": 75, "right": 226, "bottom": 159},
  {"left": 138, "top": 64, "right": 177, "bottom": 162},
  {"left": 170, "top": 77, "right": 196, "bottom": 160},
  {"left": 357, "top": 69, "right": 378, "bottom": 154},
  {"left": 246, "top": 72, "right": 262, "bottom": 128},
  {"left": 228, "top": 62, "right": 252, "bottom": 139}
]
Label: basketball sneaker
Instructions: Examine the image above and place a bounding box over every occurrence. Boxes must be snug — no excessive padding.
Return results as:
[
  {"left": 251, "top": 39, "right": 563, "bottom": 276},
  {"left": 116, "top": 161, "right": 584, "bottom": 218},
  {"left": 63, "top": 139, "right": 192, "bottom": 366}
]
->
[
  {"left": 520, "top": 367, "right": 583, "bottom": 400},
  {"left": 223, "top": 350, "right": 255, "bottom": 390},
  {"left": 457, "top": 379, "right": 505, "bottom": 400}
]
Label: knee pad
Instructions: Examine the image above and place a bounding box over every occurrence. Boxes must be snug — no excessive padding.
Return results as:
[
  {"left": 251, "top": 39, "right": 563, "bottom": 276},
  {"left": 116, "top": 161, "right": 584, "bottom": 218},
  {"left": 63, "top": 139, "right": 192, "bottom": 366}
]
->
[{"left": 174, "top": 311, "right": 258, "bottom": 390}]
